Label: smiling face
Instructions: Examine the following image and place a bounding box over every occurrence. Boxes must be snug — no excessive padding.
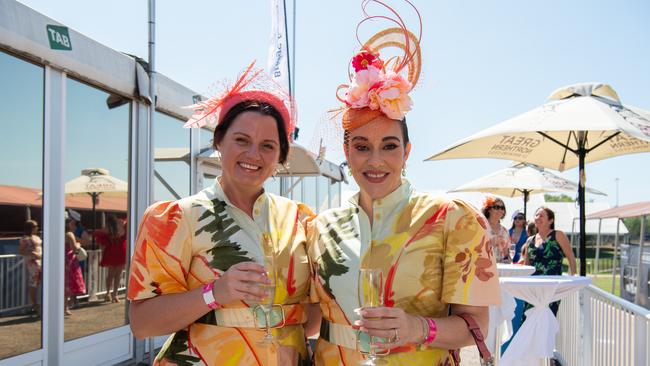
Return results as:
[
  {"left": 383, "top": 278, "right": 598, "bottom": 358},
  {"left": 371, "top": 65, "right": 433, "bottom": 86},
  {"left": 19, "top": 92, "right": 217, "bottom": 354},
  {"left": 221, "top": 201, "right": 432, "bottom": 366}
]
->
[
  {"left": 488, "top": 199, "right": 506, "bottom": 221},
  {"left": 344, "top": 115, "right": 411, "bottom": 201},
  {"left": 534, "top": 207, "right": 554, "bottom": 230},
  {"left": 216, "top": 111, "right": 281, "bottom": 193}
]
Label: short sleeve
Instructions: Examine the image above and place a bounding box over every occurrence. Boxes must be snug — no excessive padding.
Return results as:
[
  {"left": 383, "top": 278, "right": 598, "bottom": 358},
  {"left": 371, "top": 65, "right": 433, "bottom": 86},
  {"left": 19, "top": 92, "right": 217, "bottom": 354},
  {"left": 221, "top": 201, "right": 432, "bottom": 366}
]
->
[
  {"left": 441, "top": 199, "right": 500, "bottom": 306},
  {"left": 127, "top": 200, "right": 193, "bottom": 301}
]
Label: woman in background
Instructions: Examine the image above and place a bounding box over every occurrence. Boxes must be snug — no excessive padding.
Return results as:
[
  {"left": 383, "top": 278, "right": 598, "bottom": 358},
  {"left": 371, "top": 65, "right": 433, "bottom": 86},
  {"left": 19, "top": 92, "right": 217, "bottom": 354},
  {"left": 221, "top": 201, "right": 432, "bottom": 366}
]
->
[
  {"left": 95, "top": 214, "right": 127, "bottom": 302},
  {"left": 509, "top": 211, "right": 528, "bottom": 263},
  {"left": 64, "top": 218, "right": 86, "bottom": 315},
  {"left": 482, "top": 196, "right": 511, "bottom": 263},
  {"left": 19, "top": 220, "right": 42, "bottom": 314},
  {"left": 522, "top": 206, "right": 577, "bottom": 315}
]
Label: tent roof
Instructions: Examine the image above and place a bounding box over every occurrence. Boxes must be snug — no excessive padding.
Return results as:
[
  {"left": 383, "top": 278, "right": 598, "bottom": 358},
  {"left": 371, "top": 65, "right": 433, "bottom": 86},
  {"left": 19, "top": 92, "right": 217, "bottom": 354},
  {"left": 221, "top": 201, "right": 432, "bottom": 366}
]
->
[
  {"left": 0, "top": 185, "right": 126, "bottom": 212},
  {"left": 586, "top": 201, "right": 650, "bottom": 220}
]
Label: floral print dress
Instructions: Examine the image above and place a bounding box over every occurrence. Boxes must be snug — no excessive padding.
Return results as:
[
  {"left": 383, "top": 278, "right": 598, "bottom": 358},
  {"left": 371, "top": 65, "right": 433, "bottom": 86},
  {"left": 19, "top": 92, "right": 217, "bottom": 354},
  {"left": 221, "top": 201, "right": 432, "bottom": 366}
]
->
[
  {"left": 127, "top": 181, "right": 313, "bottom": 366},
  {"left": 307, "top": 181, "right": 500, "bottom": 366},
  {"left": 524, "top": 230, "right": 564, "bottom": 315}
]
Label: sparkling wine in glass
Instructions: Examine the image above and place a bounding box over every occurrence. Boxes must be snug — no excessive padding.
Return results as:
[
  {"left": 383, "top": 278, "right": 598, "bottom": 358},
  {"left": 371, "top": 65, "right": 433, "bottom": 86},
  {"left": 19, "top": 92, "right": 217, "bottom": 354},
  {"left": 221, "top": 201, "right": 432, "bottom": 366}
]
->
[
  {"left": 252, "top": 234, "right": 277, "bottom": 346},
  {"left": 358, "top": 268, "right": 388, "bottom": 366}
]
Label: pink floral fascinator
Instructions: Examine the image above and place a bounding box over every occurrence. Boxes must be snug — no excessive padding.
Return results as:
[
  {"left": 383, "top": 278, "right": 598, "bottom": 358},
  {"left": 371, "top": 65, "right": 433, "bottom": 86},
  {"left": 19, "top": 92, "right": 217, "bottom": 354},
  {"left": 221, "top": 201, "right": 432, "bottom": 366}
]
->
[
  {"left": 183, "top": 61, "right": 296, "bottom": 141},
  {"left": 336, "top": 0, "right": 422, "bottom": 132}
]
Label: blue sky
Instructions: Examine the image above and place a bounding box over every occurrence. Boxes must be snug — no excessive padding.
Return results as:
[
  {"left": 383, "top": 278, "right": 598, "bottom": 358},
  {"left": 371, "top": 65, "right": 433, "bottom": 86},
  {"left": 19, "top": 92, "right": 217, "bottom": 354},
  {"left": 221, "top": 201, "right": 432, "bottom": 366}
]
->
[{"left": 16, "top": 0, "right": 650, "bottom": 208}]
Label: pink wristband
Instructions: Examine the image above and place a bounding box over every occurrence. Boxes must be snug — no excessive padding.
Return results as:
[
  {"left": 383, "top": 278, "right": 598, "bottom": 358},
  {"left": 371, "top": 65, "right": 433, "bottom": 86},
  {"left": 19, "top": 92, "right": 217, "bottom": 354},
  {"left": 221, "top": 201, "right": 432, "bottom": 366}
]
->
[
  {"left": 202, "top": 282, "right": 221, "bottom": 310},
  {"left": 425, "top": 317, "right": 437, "bottom": 344}
]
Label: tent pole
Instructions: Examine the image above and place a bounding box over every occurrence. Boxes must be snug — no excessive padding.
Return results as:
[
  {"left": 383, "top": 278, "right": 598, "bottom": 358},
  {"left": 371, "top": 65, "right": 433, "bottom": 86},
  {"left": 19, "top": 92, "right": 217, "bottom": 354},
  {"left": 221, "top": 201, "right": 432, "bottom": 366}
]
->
[
  {"left": 635, "top": 215, "right": 646, "bottom": 305},
  {"left": 595, "top": 218, "right": 602, "bottom": 278},
  {"left": 523, "top": 190, "right": 529, "bottom": 219},
  {"left": 612, "top": 218, "right": 620, "bottom": 294}
]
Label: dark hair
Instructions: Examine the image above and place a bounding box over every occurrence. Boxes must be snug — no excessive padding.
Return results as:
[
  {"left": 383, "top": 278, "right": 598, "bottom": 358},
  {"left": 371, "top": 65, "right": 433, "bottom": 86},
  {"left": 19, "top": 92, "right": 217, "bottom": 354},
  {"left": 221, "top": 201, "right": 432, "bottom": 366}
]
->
[
  {"left": 213, "top": 100, "right": 290, "bottom": 164},
  {"left": 536, "top": 206, "right": 555, "bottom": 230},
  {"left": 344, "top": 117, "right": 410, "bottom": 146},
  {"left": 482, "top": 198, "right": 506, "bottom": 219},
  {"left": 106, "top": 214, "right": 120, "bottom": 239},
  {"left": 24, "top": 220, "right": 38, "bottom": 235},
  {"left": 526, "top": 221, "right": 537, "bottom": 236},
  {"left": 510, "top": 213, "right": 526, "bottom": 230}
]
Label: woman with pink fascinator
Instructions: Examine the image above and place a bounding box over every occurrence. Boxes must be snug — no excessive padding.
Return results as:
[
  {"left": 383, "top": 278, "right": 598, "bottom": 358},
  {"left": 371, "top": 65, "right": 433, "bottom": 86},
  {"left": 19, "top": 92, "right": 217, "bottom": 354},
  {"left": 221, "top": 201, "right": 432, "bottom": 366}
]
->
[
  {"left": 307, "top": 1, "right": 500, "bottom": 365},
  {"left": 127, "top": 63, "right": 317, "bottom": 365}
]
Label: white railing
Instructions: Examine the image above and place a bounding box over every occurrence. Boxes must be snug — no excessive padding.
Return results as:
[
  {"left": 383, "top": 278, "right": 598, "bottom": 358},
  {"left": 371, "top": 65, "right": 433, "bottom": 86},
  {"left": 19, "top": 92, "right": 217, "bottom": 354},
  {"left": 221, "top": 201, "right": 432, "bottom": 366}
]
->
[
  {"left": 0, "top": 250, "right": 126, "bottom": 315},
  {"left": 557, "top": 285, "right": 650, "bottom": 366},
  {"left": 0, "top": 254, "right": 28, "bottom": 314}
]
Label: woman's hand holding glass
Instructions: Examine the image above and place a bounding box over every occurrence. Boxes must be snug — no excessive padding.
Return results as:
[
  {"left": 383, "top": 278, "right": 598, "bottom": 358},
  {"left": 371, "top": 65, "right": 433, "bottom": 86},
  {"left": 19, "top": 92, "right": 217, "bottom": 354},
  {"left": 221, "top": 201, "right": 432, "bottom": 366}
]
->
[
  {"left": 211, "top": 261, "right": 271, "bottom": 305},
  {"left": 355, "top": 307, "right": 426, "bottom": 348}
]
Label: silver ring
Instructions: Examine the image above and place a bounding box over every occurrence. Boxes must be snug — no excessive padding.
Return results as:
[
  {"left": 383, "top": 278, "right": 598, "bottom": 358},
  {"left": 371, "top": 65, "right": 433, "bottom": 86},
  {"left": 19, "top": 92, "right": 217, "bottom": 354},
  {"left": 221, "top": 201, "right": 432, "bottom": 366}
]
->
[{"left": 391, "top": 328, "right": 400, "bottom": 343}]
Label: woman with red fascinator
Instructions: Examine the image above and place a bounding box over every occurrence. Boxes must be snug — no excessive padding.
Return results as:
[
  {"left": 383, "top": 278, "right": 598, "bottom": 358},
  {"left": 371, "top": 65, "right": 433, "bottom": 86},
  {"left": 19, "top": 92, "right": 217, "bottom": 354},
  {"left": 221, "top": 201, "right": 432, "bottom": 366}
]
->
[
  {"left": 307, "top": 1, "right": 501, "bottom": 365},
  {"left": 127, "top": 63, "right": 317, "bottom": 366}
]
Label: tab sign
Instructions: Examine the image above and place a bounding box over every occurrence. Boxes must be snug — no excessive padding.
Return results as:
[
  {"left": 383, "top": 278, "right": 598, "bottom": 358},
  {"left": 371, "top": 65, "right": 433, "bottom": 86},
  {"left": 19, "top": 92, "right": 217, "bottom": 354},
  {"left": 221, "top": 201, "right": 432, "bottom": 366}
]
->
[{"left": 46, "top": 25, "right": 72, "bottom": 51}]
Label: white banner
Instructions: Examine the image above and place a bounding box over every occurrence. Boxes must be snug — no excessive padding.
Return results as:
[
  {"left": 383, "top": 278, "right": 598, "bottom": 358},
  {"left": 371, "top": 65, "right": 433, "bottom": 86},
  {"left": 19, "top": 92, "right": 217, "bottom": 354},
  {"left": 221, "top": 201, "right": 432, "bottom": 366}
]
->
[{"left": 266, "top": 0, "right": 290, "bottom": 92}]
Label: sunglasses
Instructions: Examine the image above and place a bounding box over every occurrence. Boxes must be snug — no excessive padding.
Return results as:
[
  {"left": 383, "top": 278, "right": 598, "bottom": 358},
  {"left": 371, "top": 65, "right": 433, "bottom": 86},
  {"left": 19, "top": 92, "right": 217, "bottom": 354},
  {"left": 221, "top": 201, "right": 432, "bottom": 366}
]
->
[
  {"left": 514, "top": 216, "right": 525, "bottom": 221},
  {"left": 491, "top": 205, "right": 506, "bottom": 210}
]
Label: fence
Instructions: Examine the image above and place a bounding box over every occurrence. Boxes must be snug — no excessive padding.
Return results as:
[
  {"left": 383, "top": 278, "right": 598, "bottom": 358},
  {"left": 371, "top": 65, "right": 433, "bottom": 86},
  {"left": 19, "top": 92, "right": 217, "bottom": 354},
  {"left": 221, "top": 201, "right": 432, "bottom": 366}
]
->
[
  {"left": 0, "top": 250, "right": 126, "bottom": 315},
  {"left": 557, "top": 285, "right": 650, "bottom": 366}
]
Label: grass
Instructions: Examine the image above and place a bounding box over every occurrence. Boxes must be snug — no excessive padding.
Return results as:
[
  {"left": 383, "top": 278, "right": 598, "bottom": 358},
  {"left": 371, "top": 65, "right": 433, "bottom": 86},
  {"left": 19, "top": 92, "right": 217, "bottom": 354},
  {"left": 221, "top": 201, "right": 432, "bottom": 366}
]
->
[{"left": 590, "top": 273, "right": 621, "bottom": 297}]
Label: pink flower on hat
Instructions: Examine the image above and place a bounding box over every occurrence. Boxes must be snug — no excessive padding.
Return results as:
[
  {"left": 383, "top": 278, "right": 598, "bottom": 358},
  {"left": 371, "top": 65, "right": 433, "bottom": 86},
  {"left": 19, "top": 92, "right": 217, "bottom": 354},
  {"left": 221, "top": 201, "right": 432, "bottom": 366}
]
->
[
  {"left": 343, "top": 50, "right": 414, "bottom": 120},
  {"left": 351, "top": 50, "right": 384, "bottom": 72},
  {"left": 345, "top": 65, "right": 382, "bottom": 108},
  {"left": 372, "top": 72, "right": 412, "bottom": 120}
]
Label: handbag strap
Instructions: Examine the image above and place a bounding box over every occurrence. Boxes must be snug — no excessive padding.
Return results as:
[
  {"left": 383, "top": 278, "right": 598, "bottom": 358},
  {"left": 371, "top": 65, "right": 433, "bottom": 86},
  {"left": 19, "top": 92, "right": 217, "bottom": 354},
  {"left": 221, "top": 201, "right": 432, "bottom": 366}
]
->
[{"left": 447, "top": 313, "right": 493, "bottom": 366}]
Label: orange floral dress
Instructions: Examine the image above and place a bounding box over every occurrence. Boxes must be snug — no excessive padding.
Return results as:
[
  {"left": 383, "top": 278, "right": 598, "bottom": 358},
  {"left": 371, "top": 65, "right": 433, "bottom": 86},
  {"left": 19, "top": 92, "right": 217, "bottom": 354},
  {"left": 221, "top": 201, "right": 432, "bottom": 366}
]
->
[
  {"left": 307, "top": 181, "right": 500, "bottom": 366},
  {"left": 127, "top": 182, "right": 313, "bottom": 366}
]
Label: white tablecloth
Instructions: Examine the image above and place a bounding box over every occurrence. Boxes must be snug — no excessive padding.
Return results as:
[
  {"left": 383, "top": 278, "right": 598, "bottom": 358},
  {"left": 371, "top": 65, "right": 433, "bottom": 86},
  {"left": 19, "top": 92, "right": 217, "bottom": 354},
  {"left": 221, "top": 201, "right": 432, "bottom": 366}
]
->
[
  {"left": 486, "top": 264, "right": 536, "bottom": 355},
  {"left": 499, "top": 275, "right": 591, "bottom": 366}
]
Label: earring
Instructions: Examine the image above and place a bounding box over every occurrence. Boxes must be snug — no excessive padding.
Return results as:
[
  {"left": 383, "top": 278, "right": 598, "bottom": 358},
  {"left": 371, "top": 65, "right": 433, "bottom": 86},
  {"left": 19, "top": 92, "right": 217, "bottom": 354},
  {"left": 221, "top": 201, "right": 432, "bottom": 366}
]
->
[
  {"left": 401, "top": 168, "right": 406, "bottom": 177},
  {"left": 347, "top": 169, "right": 352, "bottom": 177}
]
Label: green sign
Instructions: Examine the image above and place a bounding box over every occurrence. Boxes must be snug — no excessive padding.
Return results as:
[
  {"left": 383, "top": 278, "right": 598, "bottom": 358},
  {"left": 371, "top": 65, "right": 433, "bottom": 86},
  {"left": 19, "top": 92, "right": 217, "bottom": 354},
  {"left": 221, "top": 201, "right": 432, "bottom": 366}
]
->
[{"left": 46, "top": 25, "right": 72, "bottom": 51}]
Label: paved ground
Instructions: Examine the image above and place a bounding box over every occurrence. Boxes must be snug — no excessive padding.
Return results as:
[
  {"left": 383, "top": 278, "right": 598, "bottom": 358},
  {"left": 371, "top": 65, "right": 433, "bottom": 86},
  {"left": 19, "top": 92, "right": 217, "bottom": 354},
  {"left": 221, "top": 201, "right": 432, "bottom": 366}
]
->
[{"left": 0, "top": 295, "right": 127, "bottom": 360}]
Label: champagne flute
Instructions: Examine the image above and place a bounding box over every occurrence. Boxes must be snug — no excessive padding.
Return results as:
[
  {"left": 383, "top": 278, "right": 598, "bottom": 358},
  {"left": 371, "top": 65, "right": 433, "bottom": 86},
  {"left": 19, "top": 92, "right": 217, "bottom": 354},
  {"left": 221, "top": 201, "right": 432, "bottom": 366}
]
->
[
  {"left": 251, "top": 234, "right": 278, "bottom": 346},
  {"left": 358, "top": 268, "right": 388, "bottom": 366}
]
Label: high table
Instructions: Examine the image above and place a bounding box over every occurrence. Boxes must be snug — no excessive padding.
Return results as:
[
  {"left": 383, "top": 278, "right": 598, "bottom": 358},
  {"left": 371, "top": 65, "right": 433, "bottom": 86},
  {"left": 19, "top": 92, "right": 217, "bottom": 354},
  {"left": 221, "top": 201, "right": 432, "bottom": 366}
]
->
[
  {"left": 486, "top": 264, "right": 536, "bottom": 358},
  {"left": 499, "top": 275, "right": 591, "bottom": 366}
]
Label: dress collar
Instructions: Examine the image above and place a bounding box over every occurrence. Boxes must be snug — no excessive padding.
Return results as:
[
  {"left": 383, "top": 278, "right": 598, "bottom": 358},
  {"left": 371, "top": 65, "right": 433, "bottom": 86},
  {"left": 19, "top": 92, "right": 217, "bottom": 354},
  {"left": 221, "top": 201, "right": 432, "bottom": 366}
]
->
[
  {"left": 348, "top": 179, "right": 413, "bottom": 210},
  {"left": 212, "top": 176, "right": 267, "bottom": 209}
]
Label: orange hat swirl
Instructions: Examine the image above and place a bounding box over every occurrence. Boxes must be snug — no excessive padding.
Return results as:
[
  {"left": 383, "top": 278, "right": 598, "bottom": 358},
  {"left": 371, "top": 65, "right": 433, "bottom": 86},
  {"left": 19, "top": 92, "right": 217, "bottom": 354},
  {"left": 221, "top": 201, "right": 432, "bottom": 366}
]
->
[{"left": 336, "top": 0, "right": 422, "bottom": 132}]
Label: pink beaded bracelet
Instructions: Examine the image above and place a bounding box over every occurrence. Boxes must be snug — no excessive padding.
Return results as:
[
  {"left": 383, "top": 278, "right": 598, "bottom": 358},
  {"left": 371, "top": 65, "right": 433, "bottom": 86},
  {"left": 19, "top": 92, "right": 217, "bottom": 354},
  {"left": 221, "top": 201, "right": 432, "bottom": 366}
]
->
[{"left": 424, "top": 317, "right": 438, "bottom": 344}]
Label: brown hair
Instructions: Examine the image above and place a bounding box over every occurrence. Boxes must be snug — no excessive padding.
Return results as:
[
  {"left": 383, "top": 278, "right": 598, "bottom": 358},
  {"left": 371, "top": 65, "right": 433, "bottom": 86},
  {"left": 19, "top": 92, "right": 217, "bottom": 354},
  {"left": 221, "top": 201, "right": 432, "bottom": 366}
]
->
[
  {"left": 536, "top": 206, "right": 555, "bottom": 230},
  {"left": 24, "top": 220, "right": 38, "bottom": 235},
  {"left": 482, "top": 198, "right": 506, "bottom": 219},
  {"left": 213, "top": 100, "right": 290, "bottom": 164}
]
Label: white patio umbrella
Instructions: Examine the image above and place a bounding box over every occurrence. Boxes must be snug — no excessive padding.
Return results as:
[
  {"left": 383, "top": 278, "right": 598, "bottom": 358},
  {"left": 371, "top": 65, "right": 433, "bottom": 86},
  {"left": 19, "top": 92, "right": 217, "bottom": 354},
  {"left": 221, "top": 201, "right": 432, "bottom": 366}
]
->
[
  {"left": 65, "top": 168, "right": 128, "bottom": 246},
  {"left": 426, "top": 82, "right": 650, "bottom": 275},
  {"left": 449, "top": 163, "right": 607, "bottom": 218}
]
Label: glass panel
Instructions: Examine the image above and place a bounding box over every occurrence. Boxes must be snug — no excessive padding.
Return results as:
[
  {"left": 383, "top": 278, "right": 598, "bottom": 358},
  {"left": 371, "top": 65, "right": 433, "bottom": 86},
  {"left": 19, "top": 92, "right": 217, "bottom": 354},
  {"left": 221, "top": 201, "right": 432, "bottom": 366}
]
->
[
  {"left": 290, "top": 177, "right": 302, "bottom": 202},
  {"left": 0, "top": 51, "right": 44, "bottom": 359},
  {"left": 302, "top": 177, "right": 317, "bottom": 211},
  {"left": 200, "top": 128, "right": 216, "bottom": 189},
  {"left": 318, "top": 177, "right": 331, "bottom": 212},
  {"left": 264, "top": 177, "right": 281, "bottom": 196},
  {"left": 64, "top": 77, "right": 130, "bottom": 341},
  {"left": 154, "top": 112, "right": 190, "bottom": 202}
]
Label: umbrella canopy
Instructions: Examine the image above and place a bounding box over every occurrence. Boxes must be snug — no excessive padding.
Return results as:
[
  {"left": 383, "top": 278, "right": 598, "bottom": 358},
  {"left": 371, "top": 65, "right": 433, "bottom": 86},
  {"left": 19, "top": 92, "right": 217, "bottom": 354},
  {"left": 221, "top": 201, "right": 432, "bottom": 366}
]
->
[
  {"left": 449, "top": 163, "right": 606, "bottom": 217},
  {"left": 426, "top": 82, "right": 650, "bottom": 275},
  {"left": 65, "top": 168, "right": 128, "bottom": 197},
  {"left": 65, "top": 168, "right": 128, "bottom": 246}
]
